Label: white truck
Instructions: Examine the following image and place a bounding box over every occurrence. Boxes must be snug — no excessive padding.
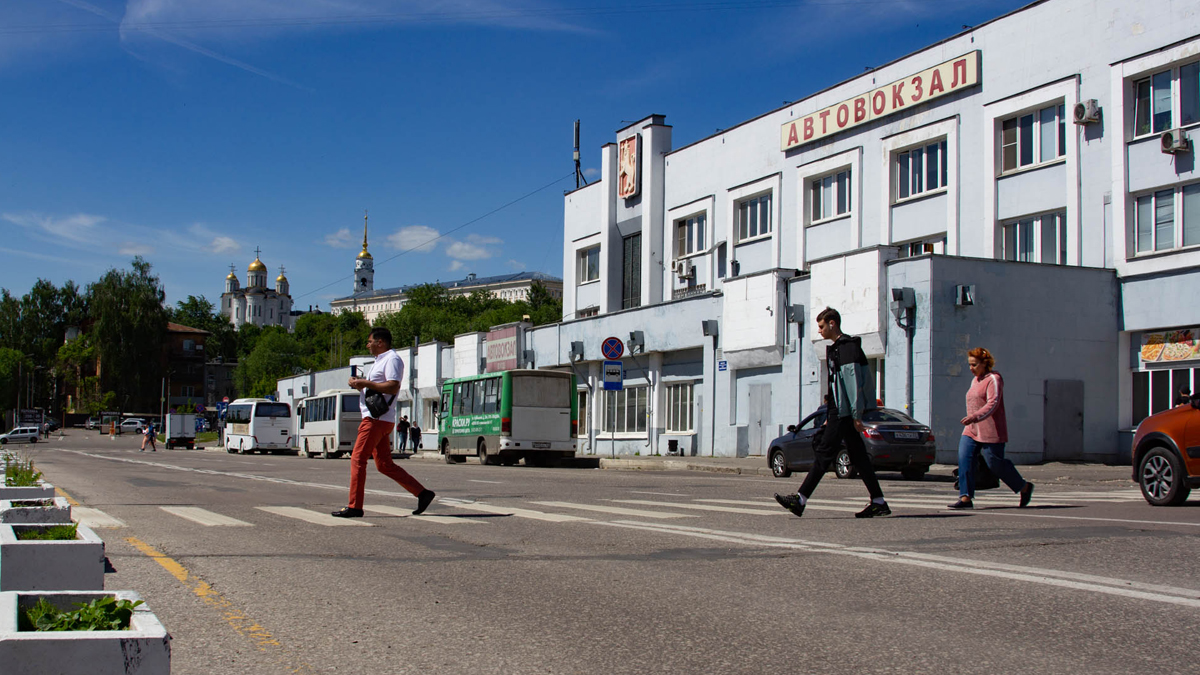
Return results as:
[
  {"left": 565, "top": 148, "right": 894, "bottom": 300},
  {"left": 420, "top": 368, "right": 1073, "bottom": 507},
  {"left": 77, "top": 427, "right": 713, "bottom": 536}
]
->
[{"left": 165, "top": 413, "right": 196, "bottom": 450}]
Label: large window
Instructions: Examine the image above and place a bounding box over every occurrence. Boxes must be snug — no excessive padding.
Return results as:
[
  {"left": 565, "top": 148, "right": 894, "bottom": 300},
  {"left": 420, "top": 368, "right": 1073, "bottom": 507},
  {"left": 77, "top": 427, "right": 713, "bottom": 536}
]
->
[
  {"left": 675, "top": 213, "right": 706, "bottom": 257},
  {"left": 809, "top": 169, "right": 851, "bottom": 223},
  {"left": 578, "top": 246, "right": 599, "bottom": 284},
  {"left": 622, "top": 233, "right": 641, "bottom": 310},
  {"left": 577, "top": 390, "right": 588, "bottom": 435},
  {"left": 1132, "top": 367, "right": 1199, "bottom": 425},
  {"left": 601, "top": 386, "right": 648, "bottom": 434},
  {"left": 1134, "top": 62, "right": 1200, "bottom": 137},
  {"left": 664, "top": 383, "right": 694, "bottom": 433},
  {"left": 1001, "top": 211, "right": 1066, "bottom": 264},
  {"left": 736, "top": 193, "right": 772, "bottom": 241},
  {"left": 1135, "top": 183, "right": 1200, "bottom": 254},
  {"left": 896, "top": 140, "right": 947, "bottom": 200},
  {"left": 1000, "top": 103, "right": 1066, "bottom": 172}
]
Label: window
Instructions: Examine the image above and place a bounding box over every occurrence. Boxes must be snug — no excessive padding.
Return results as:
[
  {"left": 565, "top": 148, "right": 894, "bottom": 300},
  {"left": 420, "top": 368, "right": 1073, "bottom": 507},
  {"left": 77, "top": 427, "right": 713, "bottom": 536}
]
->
[
  {"left": 675, "top": 213, "right": 706, "bottom": 257},
  {"left": 1132, "top": 367, "right": 1199, "bottom": 425},
  {"left": 1134, "top": 62, "right": 1200, "bottom": 137},
  {"left": 897, "top": 237, "right": 945, "bottom": 258},
  {"left": 809, "top": 170, "right": 850, "bottom": 223},
  {"left": 664, "top": 383, "right": 693, "bottom": 433},
  {"left": 736, "top": 192, "right": 772, "bottom": 240},
  {"left": 622, "top": 233, "right": 641, "bottom": 310},
  {"left": 578, "top": 246, "right": 599, "bottom": 284},
  {"left": 577, "top": 306, "right": 599, "bottom": 319},
  {"left": 577, "top": 390, "right": 588, "bottom": 435},
  {"left": 1001, "top": 103, "right": 1066, "bottom": 172},
  {"left": 1136, "top": 183, "right": 1200, "bottom": 253},
  {"left": 896, "top": 140, "right": 947, "bottom": 200},
  {"left": 482, "top": 378, "right": 499, "bottom": 414},
  {"left": 601, "top": 386, "right": 647, "bottom": 434},
  {"left": 1001, "top": 211, "right": 1066, "bottom": 264},
  {"left": 513, "top": 374, "right": 569, "bottom": 408}
]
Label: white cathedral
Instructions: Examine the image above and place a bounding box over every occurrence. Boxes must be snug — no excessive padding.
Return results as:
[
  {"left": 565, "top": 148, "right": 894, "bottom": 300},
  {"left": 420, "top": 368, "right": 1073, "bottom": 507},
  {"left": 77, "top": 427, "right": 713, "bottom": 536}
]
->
[{"left": 220, "top": 248, "right": 295, "bottom": 330}]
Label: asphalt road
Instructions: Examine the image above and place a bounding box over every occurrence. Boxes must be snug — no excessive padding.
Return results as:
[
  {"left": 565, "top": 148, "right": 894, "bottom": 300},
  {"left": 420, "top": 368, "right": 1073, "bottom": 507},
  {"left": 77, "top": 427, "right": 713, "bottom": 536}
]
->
[{"left": 14, "top": 433, "right": 1200, "bottom": 674}]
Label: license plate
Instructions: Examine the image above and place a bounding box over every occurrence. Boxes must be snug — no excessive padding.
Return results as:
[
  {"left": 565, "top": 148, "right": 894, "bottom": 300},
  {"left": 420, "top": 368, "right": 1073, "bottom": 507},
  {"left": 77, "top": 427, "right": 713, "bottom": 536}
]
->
[
  {"left": 532, "top": 442, "right": 551, "bottom": 449},
  {"left": 894, "top": 431, "right": 919, "bottom": 440}
]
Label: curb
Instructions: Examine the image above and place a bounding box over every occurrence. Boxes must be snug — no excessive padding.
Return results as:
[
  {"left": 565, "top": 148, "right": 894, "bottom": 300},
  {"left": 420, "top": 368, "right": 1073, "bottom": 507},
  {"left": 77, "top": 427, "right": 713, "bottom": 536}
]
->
[{"left": 405, "top": 451, "right": 773, "bottom": 475}]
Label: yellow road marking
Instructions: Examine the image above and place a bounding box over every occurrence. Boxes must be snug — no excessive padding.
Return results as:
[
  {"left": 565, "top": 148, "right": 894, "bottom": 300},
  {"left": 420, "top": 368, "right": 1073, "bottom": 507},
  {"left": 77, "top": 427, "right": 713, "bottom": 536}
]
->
[
  {"left": 55, "top": 486, "right": 79, "bottom": 506},
  {"left": 125, "top": 536, "right": 315, "bottom": 674}
]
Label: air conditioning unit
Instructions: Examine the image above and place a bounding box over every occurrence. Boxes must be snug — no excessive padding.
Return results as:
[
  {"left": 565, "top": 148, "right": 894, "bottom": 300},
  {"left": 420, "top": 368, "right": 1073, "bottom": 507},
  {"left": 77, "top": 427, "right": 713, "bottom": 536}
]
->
[
  {"left": 674, "top": 260, "right": 695, "bottom": 280},
  {"left": 1072, "top": 99, "right": 1100, "bottom": 125},
  {"left": 1161, "top": 128, "right": 1191, "bottom": 154}
]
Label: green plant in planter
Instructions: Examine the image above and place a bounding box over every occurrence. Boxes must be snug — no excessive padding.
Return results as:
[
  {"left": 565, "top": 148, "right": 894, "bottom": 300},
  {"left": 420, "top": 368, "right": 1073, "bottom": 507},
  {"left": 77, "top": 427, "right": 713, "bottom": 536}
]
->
[
  {"left": 11, "top": 499, "right": 52, "bottom": 507},
  {"left": 3, "top": 456, "right": 42, "bottom": 487},
  {"left": 20, "top": 596, "right": 144, "bottom": 632},
  {"left": 14, "top": 523, "right": 78, "bottom": 540}
]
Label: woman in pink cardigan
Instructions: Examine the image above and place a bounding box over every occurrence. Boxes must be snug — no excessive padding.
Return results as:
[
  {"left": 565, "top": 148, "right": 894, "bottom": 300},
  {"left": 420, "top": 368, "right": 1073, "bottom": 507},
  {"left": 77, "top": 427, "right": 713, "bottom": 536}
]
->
[{"left": 949, "top": 348, "right": 1034, "bottom": 509}]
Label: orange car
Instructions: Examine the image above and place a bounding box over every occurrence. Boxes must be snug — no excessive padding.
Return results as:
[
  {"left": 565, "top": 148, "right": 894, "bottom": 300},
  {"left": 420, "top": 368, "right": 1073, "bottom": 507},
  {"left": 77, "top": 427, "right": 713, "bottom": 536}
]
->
[{"left": 1131, "top": 396, "right": 1200, "bottom": 505}]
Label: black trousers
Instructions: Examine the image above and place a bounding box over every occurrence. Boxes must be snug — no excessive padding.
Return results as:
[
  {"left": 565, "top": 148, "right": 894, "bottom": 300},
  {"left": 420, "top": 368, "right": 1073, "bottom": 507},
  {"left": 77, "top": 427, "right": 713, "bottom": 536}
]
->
[{"left": 799, "top": 416, "right": 884, "bottom": 500}]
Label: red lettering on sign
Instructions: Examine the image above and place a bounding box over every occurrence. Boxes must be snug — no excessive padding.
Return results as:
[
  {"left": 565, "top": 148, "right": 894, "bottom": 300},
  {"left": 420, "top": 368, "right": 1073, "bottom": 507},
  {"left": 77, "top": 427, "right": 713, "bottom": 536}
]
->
[
  {"left": 951, "top": 58, "right": 967, "bottom": 88},
  {"left": 854, "top": 97, "right": 867, "bottom": 122},
  {"left": 910, "top": 75, "right": 924, "bottom": 102},
  {"left": 836, "top": 104, "right": 849, "bottom": 128},
  {"left": 818, "top": 109, "right": 831, "bottom": 134},
  {"left": 803, "top": 117, "right": 814, "bottom": 140},
  {"left": 872, "top": 90, "right": 886, "bottom": 115},
  {"left": 787, "top": 123, "right": 798, "bottom": 147},
  {"left": 929, "top": 68, "right": 944, "bottom": 95},
  {"left": 891, "top": 82, "right": 905, "bottom": 108}
]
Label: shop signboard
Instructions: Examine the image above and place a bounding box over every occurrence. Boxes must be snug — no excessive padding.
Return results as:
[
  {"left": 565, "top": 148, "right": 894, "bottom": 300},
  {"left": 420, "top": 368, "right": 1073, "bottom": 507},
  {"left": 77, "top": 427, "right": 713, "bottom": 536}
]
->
[
  {"left": 1140, "top": 327, "right": 1200, "bottom": 366},
  {"left": 486, "top": 326, "right": 519, "bottom": 372}
]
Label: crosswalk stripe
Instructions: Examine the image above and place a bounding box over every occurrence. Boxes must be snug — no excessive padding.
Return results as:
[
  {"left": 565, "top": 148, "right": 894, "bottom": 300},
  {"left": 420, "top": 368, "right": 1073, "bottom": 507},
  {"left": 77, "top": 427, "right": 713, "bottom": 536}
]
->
[
  {"left": 440, "top": 499, "right": 589, "bottom": 523},
  {"left": 160, "top": 506, "right": 253, "bottom": 527},
  {"left": 361, "top": 505, "right": 481, "bottom": 524},
  {"left": 72, "top": 507, "right": 125, "bottom": 528},
  {"left": 530, "top": 501, "right": 696, "bottom": 519},
  {"left": 613, "top": 499, "right": 787, "bottom": 515},
  {"left": 695, "top": 499, "right": 866, "bottom": 514},
  {"left": 255, "top": 506, "right": 372, "bottom": 526}
]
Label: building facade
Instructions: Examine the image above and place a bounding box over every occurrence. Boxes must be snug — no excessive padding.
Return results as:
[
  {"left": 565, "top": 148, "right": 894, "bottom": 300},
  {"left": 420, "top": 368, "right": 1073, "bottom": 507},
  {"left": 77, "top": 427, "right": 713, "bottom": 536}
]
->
[
  {"left": 330, "top": 271, "right": 564, "bottom": 324},
  {"left": 220, "top": 249, "right": 295, "bottom": 330}
]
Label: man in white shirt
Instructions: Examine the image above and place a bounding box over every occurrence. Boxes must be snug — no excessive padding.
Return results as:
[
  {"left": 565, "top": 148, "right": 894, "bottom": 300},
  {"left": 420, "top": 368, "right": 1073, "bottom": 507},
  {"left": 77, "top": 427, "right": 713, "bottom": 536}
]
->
[{"left": 332, "top": 327, "right": 435, "bottom": 518}]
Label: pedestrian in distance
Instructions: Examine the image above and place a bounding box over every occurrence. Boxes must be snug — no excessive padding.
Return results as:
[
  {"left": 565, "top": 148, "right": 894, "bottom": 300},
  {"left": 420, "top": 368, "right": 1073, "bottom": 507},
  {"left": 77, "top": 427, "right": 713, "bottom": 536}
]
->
[
  {"left": 410, "top": 422, "right": 422, "bottom": 451},
  {"left": 948, "top": 347, "right": 1033, "bottom": 509},
  {"left": 332, "top": 327, "right": 435, "bottom": 518},
  {"left": 141, "top": 421, "right": 157, "bottom": 452},
  {"left": 396, "top": 415, "right": 410, "bottom": 453},
  {"left": 1177, "top": 388, "right": 1193, "bottom": 408},
  {"left": 775, "top": 307, "right": 891, "bottom": 519}
]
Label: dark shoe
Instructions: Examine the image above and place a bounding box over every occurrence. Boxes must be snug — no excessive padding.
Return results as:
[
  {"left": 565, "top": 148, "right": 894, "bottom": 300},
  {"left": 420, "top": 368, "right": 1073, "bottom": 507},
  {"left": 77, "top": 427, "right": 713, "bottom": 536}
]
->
[
  {"left": 855, "top": 502, "right": 892, "bottom": 518},
  {"left": 1020, "top": 482, "right": 1034, "bottom": 508},
  {"left": 331, "top": 507, "right": 363, "bottom": 518},
  {"left": 413, "top": 490, "right": 436, "bottom": 515},
  {"left": 947, "top": 499, "right": 974, "bottom": 510},
  {"left": 774, "top": 493, "right": 805, "bottom": 518}
]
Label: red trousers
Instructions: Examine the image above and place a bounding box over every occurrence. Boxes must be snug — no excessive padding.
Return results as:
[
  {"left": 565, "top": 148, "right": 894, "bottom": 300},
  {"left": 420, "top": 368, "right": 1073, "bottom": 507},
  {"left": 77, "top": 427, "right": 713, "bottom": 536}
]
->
[{"left": 347, "top": 417, "right": 426, "bottom": 509}]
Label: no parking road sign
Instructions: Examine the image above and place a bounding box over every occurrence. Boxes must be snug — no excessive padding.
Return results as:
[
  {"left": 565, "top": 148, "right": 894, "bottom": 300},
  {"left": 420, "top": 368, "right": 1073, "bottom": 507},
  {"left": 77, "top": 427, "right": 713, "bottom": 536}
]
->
[
  {"left": 603, "top": 361, "right": 624, "bottom": 391},
  {"left": 601, "top": 336, "right": 624, "bottom": 360}
]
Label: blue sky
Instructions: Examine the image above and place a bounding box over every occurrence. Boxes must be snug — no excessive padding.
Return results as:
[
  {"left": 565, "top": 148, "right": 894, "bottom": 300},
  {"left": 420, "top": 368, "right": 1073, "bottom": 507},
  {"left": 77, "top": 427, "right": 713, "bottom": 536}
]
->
[{"left": 0, "top": 0, "right": 1031, "bottom": 311}]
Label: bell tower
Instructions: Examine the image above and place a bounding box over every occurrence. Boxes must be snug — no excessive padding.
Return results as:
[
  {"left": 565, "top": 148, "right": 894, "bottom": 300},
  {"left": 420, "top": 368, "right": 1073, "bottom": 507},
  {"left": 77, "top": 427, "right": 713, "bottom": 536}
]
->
[{"left": 355, "top": 210, "right": 374, "bottom": 293}]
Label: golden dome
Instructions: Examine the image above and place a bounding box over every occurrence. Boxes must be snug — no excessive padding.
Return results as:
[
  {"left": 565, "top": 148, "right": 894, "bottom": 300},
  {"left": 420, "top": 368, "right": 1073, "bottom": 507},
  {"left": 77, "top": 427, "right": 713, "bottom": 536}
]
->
[
  {"left": 248, "top": 257, "right": 267, "bottom": 272},
  {"left": 357, "top": 247, "right": 372, "bottom": 260},
  {"left": 226, "top": 271, "right": 238, "bottom": 280},
  {"left": 276, "top": 274, "right": 288, "bottom": 282}
]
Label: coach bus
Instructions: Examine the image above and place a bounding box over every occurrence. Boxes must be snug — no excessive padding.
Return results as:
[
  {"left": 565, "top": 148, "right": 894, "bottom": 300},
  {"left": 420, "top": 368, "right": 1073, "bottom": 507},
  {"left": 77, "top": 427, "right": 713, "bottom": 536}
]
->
[
  {"left": 296, "top": 389, "right": 362, "bottom": 459},
  {"left": 224, "top": 398, "right": 293, "bottom": 454},
  {"left": 438, "top": 370, "right": 577, "bottom": 466}
]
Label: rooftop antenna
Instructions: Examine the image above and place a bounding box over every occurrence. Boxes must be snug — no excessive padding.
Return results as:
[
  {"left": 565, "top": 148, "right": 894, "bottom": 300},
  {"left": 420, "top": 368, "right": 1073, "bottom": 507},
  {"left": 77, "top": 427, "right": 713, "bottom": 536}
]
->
[{"left": 574, "top": 120, "right": 588, "bottom": 189}]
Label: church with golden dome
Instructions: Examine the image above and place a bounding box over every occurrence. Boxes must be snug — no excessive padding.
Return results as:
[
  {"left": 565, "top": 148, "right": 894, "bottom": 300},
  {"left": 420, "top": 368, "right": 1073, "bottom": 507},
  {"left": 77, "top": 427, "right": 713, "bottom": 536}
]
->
[{"left": 220, "top": 247, "right": 295, "bottom": 330}]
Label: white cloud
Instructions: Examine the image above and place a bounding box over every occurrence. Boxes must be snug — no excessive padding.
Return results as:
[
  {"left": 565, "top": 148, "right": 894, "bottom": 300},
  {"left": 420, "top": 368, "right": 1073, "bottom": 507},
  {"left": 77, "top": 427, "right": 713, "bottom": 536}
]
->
[
  {"left": 119, "top": 242, "right": 154, "bottom": 256},
  {"left": 387, "top": 225, "right": 440, "bottom": 253},
  {"left": 324, "top": 227, "right": 355, "bottom": 248},
  {"left": 448, "top": 260, "right": 465, "bottom": 272},
  {"left": 444, "top": 233, "right": 503, "bottom": 261},
  {"left": 507, "top": 259, "right": 525, "bottom": 270},
  {"left": 583, "top": 167, "right": 600, "bottom": 179},
  {"left": 211, "top": 236, "right": 240, "bottom": 254},
  {"left": 188, "top": 223, "right": 240, "bottom": 255},
  {"left": 3, "top": 212, "right": 106, "bottom": 245}
]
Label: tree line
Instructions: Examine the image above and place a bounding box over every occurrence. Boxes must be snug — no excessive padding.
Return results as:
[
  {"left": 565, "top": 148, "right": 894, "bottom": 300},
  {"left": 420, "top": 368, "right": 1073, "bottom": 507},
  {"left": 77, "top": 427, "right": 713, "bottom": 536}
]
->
[{"left": 1, "top": 258, "right": 562, "bottom": 417}]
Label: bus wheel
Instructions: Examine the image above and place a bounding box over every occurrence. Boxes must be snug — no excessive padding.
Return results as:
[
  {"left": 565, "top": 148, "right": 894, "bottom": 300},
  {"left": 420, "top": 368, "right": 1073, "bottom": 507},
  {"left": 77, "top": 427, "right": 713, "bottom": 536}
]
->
[
  {"left": 478, "top": 440, "right": 499, "bottom": 466},
  {"left": 321, "top": 439, "right": 331, "bottom": 460},
  {"left": 226, "top": 443, "right": 236, "bottom": 454},
  {"left": 238, "top": 441, "right": 246, "bottom": 454}
]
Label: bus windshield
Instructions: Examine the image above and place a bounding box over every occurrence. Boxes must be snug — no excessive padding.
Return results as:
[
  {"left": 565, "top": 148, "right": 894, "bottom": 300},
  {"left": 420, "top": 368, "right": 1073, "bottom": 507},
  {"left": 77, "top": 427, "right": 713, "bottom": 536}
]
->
[
  {"left": 511, "top": 375, "right": 570, "bottom": 408},
  {"left": 256, "top": 403, "right": 291, "bottom": 418}
]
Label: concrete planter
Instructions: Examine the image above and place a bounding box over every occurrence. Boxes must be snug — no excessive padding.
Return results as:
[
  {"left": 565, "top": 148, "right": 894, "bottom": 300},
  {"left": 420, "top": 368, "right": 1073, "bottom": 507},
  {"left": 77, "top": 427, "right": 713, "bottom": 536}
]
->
[
  {"left": 0, "top": 523, "right": 105, "bottom": 591},
  {"left": 0, "top": 497, "right": 72, "bottom": 524},
  {"left": 0, "top": 481, "right": 57, "bottom": 501},
  {"left": 0, "top": 590, "right": 171, "bottom": 675}
]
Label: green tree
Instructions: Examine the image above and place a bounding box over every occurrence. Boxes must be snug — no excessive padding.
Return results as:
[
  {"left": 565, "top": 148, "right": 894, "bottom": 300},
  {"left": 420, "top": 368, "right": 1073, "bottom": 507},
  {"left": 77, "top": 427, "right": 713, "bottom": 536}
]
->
[
  {"left": 168, "top": 295, "right": 236, "bottom": 363},
  {"left": 235, "top": 328, "right": 303, "bottom": 397},
  {"left": 88, "top": 258, "right": 168, "bottom": 413},
  {"left": 0, "top": 347, "right": 28, "bottom": 413}
]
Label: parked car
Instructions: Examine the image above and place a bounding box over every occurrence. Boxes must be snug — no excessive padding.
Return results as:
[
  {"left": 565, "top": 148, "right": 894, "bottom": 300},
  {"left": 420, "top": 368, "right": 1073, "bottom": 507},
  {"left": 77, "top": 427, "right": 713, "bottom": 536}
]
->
[
  {"left": 85, "top": 417, "right": 100, "bottom": 430},
  {"left": 120, "top": 418, "right": 147, "bottom": 434},
  {"left": 767, "top": 406, "right": 936, "bottom": 481},
  {"left": 0, "top": 427, "right": 40, "bottom": 444},
  {"left": 1131, "top": 396, "right": 1200, "bottom": 506}
]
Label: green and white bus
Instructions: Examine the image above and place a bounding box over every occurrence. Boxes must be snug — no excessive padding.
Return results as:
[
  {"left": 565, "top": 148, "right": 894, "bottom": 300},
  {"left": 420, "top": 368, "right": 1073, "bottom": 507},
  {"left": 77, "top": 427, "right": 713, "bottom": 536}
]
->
[{"left": 438, "top": 370, "right": 577, "bottom": 466}]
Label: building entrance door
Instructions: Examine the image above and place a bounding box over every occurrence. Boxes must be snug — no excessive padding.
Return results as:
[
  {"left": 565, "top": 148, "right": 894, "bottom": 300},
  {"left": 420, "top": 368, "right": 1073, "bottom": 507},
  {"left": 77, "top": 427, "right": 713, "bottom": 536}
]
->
[
  {"left": 746, "top": 384, "right": 772, "bottom": 458},
  {"left": 1044, "top": 379, "right": 1084, "bottom": 461}
]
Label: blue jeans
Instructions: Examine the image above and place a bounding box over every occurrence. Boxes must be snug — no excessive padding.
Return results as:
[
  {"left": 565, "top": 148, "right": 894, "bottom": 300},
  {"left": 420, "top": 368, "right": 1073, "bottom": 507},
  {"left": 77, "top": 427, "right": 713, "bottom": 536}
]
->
[{"left": 958, "top": 435, "right": 1027, "bottom": 499}]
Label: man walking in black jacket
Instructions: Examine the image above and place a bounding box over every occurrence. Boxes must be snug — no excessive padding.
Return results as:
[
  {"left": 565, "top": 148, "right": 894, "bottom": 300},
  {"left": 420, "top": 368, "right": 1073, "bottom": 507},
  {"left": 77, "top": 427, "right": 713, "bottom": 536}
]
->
[{"left": 775, "top": 307, "right": 891, "bottom": 519}]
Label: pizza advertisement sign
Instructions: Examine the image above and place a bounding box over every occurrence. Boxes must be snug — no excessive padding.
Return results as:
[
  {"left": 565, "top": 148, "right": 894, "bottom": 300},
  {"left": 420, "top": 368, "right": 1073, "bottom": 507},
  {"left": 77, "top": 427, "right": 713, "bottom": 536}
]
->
[{"left": 1140, "top": 327, "right": 1200, "bottom": 366}]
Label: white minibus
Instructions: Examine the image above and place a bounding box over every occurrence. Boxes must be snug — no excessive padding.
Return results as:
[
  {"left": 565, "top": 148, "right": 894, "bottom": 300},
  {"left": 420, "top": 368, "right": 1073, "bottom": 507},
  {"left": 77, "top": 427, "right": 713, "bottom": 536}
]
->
[
  {"left": 296, "top": 389, "right": 362, "bottom": 459},
  {"left": 224, "top": 398, "right": 293, "bottom": 454}
]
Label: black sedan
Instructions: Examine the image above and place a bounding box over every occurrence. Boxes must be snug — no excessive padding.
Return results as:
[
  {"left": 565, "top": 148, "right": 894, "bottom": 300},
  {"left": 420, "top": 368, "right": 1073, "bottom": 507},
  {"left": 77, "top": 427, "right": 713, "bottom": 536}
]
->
[{"left": 767, "top": 406, "right": 936, "bottom": 481}]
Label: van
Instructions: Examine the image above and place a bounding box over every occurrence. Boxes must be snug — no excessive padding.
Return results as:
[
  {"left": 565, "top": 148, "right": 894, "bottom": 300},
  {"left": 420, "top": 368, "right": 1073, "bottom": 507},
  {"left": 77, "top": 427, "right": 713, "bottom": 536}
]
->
[{"left": 0, "top": 427, "right": 40, "bottom": 444}]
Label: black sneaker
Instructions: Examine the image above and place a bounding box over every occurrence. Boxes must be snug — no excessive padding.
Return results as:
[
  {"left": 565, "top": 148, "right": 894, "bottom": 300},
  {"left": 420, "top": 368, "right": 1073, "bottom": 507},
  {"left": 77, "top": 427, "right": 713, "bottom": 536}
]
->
[
  {"left": 331, "top": 507, "right": 364, "bottom": 518},
  {"left": 855, "top": 502, "right": 891, "bottom": 518},
  {"left": 413, "top": 490, "right": 436, "bottom": 515},
  {"left": 947, "top": 499, "right": 974, "bottom": 510},
  {"left": 774, "top": 493, "right": 805, "bottom": 518}
]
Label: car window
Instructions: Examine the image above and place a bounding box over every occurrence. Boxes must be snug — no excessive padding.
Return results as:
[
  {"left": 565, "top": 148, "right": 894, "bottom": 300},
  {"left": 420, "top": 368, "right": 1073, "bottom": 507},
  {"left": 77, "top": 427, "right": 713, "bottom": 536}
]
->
[
  {"left": 798, "top": 412, "right": 826, "bottom": 431},
  {"left": 863, "top": 409, "right": 917, "bottom": 424}
]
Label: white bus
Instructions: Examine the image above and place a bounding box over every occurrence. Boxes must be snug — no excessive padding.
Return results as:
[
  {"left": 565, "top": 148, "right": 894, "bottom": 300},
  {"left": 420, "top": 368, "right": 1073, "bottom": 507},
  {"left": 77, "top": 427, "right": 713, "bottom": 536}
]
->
[
  {"left": 296, "top": 389, "right": 362, "bottom": 459},
  {"left": 224, "top": 398, "right": 293, "bottom": 454}
]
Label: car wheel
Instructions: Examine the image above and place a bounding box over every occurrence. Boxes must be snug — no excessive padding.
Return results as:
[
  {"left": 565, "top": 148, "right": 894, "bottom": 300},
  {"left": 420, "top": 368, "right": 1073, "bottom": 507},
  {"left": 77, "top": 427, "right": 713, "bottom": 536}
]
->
[
  {"left": 770, "top": 449, "right": 791, "bottom": 478},
  {"left": 29, "top": 437, "right": 36, "bottom": 444},
  {"left": 479, "top": 440, "right": 499, "bottom": 465},
  {"left": 1139, "top": 447, "right": 1191, "bottom": 506},
  {"left": 901, "top": 467, "right": 927, "bottom": 481},
  {"left": 834, "top": 449, "right": 857, "bottom": 479}
]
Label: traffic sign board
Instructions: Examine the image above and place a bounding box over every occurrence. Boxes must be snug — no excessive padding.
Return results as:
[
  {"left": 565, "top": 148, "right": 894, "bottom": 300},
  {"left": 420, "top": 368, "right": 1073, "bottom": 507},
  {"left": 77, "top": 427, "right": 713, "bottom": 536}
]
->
[
  {"left": 603, "top": 360, "right": 624, "bottom": 391},
  {"left": 601, "top": 337, "right": 624, "bottom": 360}
]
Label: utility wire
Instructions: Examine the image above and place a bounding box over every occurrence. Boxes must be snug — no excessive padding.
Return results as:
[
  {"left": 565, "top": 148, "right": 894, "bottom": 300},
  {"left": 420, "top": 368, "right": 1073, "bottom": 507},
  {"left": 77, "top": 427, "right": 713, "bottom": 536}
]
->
[{"left": 292, "top": 170, "right": 576, "bottom": 301}]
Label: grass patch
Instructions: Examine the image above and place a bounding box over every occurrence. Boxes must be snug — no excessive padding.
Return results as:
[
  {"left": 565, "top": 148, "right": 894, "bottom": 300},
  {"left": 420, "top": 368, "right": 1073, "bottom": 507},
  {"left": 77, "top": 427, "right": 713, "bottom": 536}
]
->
[
  {"left": 3, "top": 456, "right": 42, "bottom": 487},
  {"left": 15, "top": 524, "right": 78, "bottom": 540},
  {"left": 10, "top": 500, "right": 52, "bottom": 508},
  {"left": 20, "top": 596, "right": 143, "bottom": 632},
  {"left": 195, "top": 431, "right": 219, "bottom": 444}
]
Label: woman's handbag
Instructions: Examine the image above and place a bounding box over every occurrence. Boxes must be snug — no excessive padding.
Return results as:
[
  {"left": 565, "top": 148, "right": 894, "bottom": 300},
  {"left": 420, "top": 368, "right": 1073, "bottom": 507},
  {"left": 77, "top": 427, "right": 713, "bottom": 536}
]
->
[
  {"left": 363, "top": 390, "right": 395, "bottom": 418},
  {"left": 953, "top": 453, "right": 1001, "bottom": 491}
]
